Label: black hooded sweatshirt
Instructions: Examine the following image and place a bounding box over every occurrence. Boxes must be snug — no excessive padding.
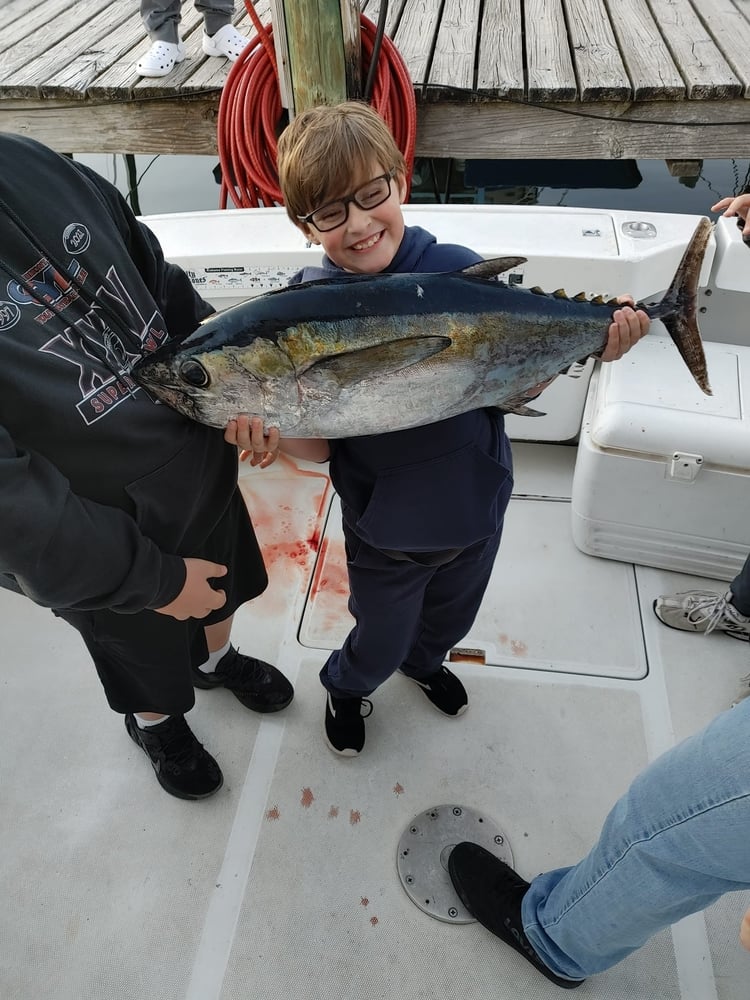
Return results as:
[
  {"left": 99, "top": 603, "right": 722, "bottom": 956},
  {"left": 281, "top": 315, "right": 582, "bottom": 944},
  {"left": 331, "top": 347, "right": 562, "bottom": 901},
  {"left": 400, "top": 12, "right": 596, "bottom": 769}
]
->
[{"left": 0, "top": 134, "right": 236, "bottom": 613}]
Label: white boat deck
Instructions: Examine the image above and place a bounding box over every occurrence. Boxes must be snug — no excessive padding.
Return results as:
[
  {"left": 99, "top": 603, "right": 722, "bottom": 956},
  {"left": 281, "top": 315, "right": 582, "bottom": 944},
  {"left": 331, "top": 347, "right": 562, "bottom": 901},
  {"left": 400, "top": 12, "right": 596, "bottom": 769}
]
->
[
  {"left": 3, "top": 443, "right": 748, "bottom": 1000},
  {"left": 3, "top": 202, "right": 750, "bottom": 998}
]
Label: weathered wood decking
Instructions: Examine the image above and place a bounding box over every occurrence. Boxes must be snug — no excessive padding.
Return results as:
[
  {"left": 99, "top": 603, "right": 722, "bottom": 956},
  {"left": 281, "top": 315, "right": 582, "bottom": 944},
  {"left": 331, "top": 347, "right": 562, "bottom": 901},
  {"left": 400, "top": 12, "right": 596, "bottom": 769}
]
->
[{"left": 2, "top": 0, "right": 750, "bottom": 159}]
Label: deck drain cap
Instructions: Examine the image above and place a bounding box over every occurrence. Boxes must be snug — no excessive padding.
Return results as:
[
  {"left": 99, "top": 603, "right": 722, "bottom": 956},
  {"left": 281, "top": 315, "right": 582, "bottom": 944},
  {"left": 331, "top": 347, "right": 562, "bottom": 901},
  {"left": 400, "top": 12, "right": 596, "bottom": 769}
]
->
[{"left": 396, "top": 804, "right": 513, "bottom": 923}]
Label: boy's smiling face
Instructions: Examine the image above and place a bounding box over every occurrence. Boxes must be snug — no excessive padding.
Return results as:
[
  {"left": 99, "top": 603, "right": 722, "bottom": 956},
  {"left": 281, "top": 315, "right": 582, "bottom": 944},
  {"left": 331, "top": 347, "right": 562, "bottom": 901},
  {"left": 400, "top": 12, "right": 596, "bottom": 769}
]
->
[{"left": 303, "top": 159, "right": 408, "bottom": 274}]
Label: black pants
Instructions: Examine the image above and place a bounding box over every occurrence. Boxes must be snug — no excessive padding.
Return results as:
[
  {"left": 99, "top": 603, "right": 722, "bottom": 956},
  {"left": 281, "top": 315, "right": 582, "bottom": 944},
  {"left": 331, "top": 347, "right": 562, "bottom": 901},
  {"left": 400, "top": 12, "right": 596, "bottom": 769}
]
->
[
  {"left": 56, "top": 490, "right": 267, "bottom": 715},
  {"left": 319, "top": 519, "right": 504, "bottom": 698}
]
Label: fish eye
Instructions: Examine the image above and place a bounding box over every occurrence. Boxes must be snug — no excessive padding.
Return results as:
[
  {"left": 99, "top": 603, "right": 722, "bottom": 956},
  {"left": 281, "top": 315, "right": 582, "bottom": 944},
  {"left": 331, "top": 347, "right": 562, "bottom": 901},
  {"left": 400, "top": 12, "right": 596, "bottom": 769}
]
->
[{"left": 179, "top": 360, "right": 210, "bottom": 388}]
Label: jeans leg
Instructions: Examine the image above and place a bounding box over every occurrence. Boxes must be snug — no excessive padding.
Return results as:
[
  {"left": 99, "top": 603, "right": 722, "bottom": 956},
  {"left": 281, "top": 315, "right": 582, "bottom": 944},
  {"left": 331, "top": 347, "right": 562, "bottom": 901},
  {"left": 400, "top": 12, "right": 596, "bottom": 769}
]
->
[
  {"left": 521, "top": 699, "right": 750, "bottom": 979},
  {"left": 729, "top": 552, "right": 750, "bottom": 615}
]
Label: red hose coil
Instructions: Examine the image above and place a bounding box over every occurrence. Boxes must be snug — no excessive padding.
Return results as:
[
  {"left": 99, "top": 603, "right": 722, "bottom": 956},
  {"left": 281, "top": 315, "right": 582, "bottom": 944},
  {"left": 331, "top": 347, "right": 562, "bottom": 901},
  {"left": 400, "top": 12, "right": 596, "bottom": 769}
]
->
[{"left": 217, "top": 3, "right": 417, "bottom": 209}]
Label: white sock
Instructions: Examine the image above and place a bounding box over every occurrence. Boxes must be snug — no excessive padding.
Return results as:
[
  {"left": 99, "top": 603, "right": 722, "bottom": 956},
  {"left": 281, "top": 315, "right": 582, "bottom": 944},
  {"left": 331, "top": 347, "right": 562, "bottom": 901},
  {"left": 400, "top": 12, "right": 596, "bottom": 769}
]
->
[
  {"left": 197, "top": 640, "right": 232, "bottom": 675},
  {"left": 135, "top": 714, "right": 170, "bottom": 728}
]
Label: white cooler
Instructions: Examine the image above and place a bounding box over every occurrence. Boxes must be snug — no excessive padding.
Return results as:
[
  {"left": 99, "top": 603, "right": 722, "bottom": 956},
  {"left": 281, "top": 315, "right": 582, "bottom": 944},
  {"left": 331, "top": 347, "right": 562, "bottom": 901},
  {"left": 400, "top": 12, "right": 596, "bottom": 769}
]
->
[{"left": 571, "top": 336, "right": 750, "bottom": 581}]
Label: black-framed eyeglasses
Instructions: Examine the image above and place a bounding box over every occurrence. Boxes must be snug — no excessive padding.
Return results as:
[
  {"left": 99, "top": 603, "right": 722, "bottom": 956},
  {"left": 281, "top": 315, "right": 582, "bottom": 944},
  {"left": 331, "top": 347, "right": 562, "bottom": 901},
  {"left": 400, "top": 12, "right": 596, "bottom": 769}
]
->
[{"left": 298, "top": 170, "right": 396, "bottom": 232}]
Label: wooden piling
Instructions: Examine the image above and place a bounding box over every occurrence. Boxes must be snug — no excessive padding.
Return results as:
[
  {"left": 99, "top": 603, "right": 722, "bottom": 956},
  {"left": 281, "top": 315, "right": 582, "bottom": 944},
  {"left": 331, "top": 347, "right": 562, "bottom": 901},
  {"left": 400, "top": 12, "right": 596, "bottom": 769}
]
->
[{"left": 270, "top": 0, "right": 361, "bottom": 117}]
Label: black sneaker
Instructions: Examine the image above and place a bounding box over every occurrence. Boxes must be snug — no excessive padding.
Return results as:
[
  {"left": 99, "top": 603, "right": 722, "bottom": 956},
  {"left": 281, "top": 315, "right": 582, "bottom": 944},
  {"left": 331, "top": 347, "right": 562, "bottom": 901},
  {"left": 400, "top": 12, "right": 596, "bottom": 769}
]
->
[
  {"left": 124, "top": 714, "right": 223, "bottom": 800},
  {"left": 401, "top": 664, "right": 468, "bottom": 716},
  {"left": 448, "top": 842, "right": 585, "bottom": 990},
  {"left": 191, "top": 647, "right": 294, "bottom": 713},
  {"left": 324, "top": 691, "right": 373, "bottom": 756}
]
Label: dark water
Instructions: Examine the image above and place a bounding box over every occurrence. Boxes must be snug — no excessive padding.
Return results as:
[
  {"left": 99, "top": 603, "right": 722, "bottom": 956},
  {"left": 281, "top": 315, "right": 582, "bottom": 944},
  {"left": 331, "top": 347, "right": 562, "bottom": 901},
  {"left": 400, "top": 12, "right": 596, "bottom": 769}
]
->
[{"left": 75, "top": 152, "right": 750, "bottom": 221}]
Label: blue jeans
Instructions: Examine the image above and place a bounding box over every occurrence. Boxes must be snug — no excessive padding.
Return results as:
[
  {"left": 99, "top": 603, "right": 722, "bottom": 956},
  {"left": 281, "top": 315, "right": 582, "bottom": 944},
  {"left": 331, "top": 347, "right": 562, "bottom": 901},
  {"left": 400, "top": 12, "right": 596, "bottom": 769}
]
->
[{"left": 522, "top": 699, "right": 750, "bottom": 980}]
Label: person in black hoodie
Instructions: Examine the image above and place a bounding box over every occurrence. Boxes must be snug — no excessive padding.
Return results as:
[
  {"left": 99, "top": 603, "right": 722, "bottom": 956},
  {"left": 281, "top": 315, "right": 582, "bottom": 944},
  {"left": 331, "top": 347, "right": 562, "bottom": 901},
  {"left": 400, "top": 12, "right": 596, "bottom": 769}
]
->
[
  {"left": 252, "top": 102, "right": 649, "bottom": 757},
  {"left": 0, "top": 133, "right": 293, "bottom": 800}
]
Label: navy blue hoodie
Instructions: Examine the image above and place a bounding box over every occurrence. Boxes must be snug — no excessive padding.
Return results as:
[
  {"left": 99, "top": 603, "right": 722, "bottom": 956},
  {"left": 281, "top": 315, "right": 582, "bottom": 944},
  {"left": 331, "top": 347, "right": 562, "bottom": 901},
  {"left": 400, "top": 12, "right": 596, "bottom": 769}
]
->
[{"left": 291, "top": 226, "right": 513, "bottom": 553}]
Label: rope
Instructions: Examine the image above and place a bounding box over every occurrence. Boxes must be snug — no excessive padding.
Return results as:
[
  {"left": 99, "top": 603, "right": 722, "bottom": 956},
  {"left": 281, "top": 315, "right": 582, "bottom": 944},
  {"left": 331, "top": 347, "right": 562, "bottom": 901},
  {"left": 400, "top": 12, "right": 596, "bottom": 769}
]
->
[{"left": 216, "top": 3, "right": 417, "bottom": 209}]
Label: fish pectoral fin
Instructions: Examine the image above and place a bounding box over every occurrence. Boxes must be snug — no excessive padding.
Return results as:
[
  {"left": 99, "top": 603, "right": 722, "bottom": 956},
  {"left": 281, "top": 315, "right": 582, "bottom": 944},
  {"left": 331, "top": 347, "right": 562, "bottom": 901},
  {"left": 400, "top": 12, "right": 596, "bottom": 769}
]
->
[
  {"left": 497, "top": 402, "right": 546, "bottom": 417},
  {"left": 462, "top": 256, "right": 528, "bottom": 280},
  {"left": 303, "top": 336, "right": 452, "bottom": 388},
  {"left": 497, "top": 379, "right": 556, "bottom": 416}
]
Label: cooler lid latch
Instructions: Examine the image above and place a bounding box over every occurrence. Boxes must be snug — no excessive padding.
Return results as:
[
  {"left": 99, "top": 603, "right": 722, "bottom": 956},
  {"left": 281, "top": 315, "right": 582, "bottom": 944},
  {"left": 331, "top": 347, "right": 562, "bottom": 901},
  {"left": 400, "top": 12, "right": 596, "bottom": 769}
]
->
[{"left": 667, "top": 452, "right": 704, "bottom": 482}]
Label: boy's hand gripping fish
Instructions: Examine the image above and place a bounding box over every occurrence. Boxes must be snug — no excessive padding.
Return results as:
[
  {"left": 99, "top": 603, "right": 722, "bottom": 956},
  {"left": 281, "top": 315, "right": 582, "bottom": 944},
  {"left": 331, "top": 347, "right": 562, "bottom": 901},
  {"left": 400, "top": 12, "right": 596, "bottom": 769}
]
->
[{"left": 132, "top": 218, "right": 712, "bottom": 437}]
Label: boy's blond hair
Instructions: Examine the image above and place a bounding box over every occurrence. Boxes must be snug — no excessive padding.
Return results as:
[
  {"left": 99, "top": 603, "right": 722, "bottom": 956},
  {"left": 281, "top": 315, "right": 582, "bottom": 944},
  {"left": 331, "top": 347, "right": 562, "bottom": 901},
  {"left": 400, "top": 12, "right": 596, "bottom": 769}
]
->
[{"left": 277, "top": 101, "right": 407, "bottom": 225}]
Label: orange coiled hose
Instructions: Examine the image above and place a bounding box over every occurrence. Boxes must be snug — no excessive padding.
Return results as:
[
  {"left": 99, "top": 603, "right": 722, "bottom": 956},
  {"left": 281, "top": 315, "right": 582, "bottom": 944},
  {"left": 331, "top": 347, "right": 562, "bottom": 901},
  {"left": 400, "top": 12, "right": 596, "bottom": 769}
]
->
[{"left": 217, "top": 3, "right": 417, "bottom": 209}]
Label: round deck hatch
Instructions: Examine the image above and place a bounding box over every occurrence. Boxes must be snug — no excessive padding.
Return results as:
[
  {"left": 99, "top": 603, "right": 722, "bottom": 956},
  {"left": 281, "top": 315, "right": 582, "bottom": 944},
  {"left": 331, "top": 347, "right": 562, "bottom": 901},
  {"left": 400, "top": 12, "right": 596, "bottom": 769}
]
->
[{"left": 396, "top": 804, "right": 513, "bottom": 923}]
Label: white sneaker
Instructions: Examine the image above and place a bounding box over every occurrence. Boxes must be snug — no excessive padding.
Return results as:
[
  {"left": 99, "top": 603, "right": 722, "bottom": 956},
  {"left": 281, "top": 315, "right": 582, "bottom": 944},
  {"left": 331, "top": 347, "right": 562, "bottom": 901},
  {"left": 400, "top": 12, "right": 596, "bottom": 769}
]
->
[
  {"left": 202, "top": 23, "right": 249, "bottom": 62},
  {"left": 652, "top": 589, "right": 750, "bottom": 640},
  {"left": 135, "top": 40, "right": 186, "bottom": 78}
]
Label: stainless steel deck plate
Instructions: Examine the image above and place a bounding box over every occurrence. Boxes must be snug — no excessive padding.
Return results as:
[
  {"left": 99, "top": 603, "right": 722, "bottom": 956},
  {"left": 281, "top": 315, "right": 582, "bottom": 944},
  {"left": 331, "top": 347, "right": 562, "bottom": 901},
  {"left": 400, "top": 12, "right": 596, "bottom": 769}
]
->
[{"left": 396, "top": 804, "right": 513, "bottom": 923}]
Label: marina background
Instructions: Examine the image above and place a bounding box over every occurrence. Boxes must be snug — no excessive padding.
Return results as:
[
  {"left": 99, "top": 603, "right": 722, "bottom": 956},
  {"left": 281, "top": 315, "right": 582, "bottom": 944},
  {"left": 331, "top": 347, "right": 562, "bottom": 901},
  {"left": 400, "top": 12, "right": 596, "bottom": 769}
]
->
[{"left": 74, "top": 152, "right": 750, "bottom": 221}]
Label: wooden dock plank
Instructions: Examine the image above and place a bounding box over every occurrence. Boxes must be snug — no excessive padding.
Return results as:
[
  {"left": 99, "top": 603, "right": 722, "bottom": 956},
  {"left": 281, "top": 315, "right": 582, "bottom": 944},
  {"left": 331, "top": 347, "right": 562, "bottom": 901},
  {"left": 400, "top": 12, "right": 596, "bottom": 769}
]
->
[
  {"left": 415, "top": 97, "right": 750, "bottom": 158},
  {"left": 41, "top": 11, "right": 149, "bottom": 98},
  {"left": 562, "top": 0, "right": 631, "bottom": 101},
  {"left": 475, "top": 0, "right": 524, "bottom": 98},
  {"left": 73, "top": 13, "right": 163, "bottom": 100},
  {"left": 391, "top": 0, "right": 442, "bottom": 89},
  {"left": 426, "top": 0, "right": 482, "bottom": 96},
  {"left": 647, "top": 0, "right": 741, "bottom": 99},
  {"left": 696, "top": 0, "right": 750, "bottom": 97},
  {"left": 524, "top": 0, "right": 577, "bottom": 102},
  {"left": 604, "top": 0, "right": 684, "bottom": 101},
  {"left": 4, "top": 92, "right": 750, "bottom": 159},
  {"left": 0, "top": 1, "right": 130, "bottom": 97},
  {"left": 3, "top": 0, "right": 750, "bottom": 160},
  {"left": 361, "top": 0, "right": 408, "bottom": 40},
  {"left": 4, "top": 0, "right": 42, "bottom": 32},
  {"left": 0, "top": 0, "right": 98, "bottom": 65}
]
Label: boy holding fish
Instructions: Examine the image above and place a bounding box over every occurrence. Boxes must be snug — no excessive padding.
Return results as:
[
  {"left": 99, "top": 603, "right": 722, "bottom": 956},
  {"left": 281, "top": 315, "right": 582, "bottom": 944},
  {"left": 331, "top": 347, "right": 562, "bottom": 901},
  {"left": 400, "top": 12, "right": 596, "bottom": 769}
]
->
[
  {"left": 228, "top": 101, "right": 649, "bottom": 757},
  {"left": 0, "top": 133, "right": 293, "bottom": 801}
]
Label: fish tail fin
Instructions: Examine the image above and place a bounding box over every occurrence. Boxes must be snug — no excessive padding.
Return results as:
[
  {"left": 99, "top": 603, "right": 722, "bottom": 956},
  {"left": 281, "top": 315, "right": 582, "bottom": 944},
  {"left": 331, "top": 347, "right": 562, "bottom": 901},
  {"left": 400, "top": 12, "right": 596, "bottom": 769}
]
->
[{"left": 644, "top": 217, "right": 712, "bottom": 395}]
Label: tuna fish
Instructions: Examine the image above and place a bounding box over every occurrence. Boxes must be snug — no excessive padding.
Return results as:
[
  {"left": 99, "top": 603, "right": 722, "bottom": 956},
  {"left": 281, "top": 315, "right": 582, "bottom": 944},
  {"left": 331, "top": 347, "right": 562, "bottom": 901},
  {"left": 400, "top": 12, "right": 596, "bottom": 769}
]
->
[{"left": 132, "top": 218, "right": 712, "bottom": 437}]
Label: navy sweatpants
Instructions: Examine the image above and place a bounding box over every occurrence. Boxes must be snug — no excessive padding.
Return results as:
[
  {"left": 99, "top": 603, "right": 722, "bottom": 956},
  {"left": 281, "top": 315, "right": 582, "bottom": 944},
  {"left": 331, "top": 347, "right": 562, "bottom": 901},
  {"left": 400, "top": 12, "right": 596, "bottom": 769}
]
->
[{"left": 320, "top": 519, "right": 504, "bottom": 698}]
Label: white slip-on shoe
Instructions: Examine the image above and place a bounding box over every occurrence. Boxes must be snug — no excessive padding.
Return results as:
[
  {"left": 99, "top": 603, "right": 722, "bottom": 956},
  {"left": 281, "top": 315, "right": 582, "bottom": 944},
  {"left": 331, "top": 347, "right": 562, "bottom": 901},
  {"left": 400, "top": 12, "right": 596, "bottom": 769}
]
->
[
  {"left": 135, "top": 40, "right": 186, "bottom": 78},
  {"left": 202, "top": 23, "right": 249, "bottom": 62}
]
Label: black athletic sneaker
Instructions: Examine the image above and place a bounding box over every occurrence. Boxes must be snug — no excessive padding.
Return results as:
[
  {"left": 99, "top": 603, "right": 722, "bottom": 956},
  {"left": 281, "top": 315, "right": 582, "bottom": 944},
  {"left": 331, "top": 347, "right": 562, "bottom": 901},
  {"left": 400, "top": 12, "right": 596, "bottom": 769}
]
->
[
  {"left": 401, "top": 664, "right": 468, "bottom": 716},
  {"left": 124, "top": 714, "right": 223, "bottom": 800},
  {"left": 191, "top": 647, "right": 294, "bottom": 713},
  {"left": 448, "top": 842, "right": 585, "bottom": 990},
  {"left": 324, "top": 691, "right": 373, "bottom": 756}
]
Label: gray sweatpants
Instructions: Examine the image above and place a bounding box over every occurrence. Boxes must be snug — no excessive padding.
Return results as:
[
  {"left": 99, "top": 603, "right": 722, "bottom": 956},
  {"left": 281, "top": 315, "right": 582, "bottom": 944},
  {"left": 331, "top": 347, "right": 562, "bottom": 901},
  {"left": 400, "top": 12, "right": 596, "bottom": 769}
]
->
[{"left": 140, "top": 0, "right": 235, "bottom": 43}]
